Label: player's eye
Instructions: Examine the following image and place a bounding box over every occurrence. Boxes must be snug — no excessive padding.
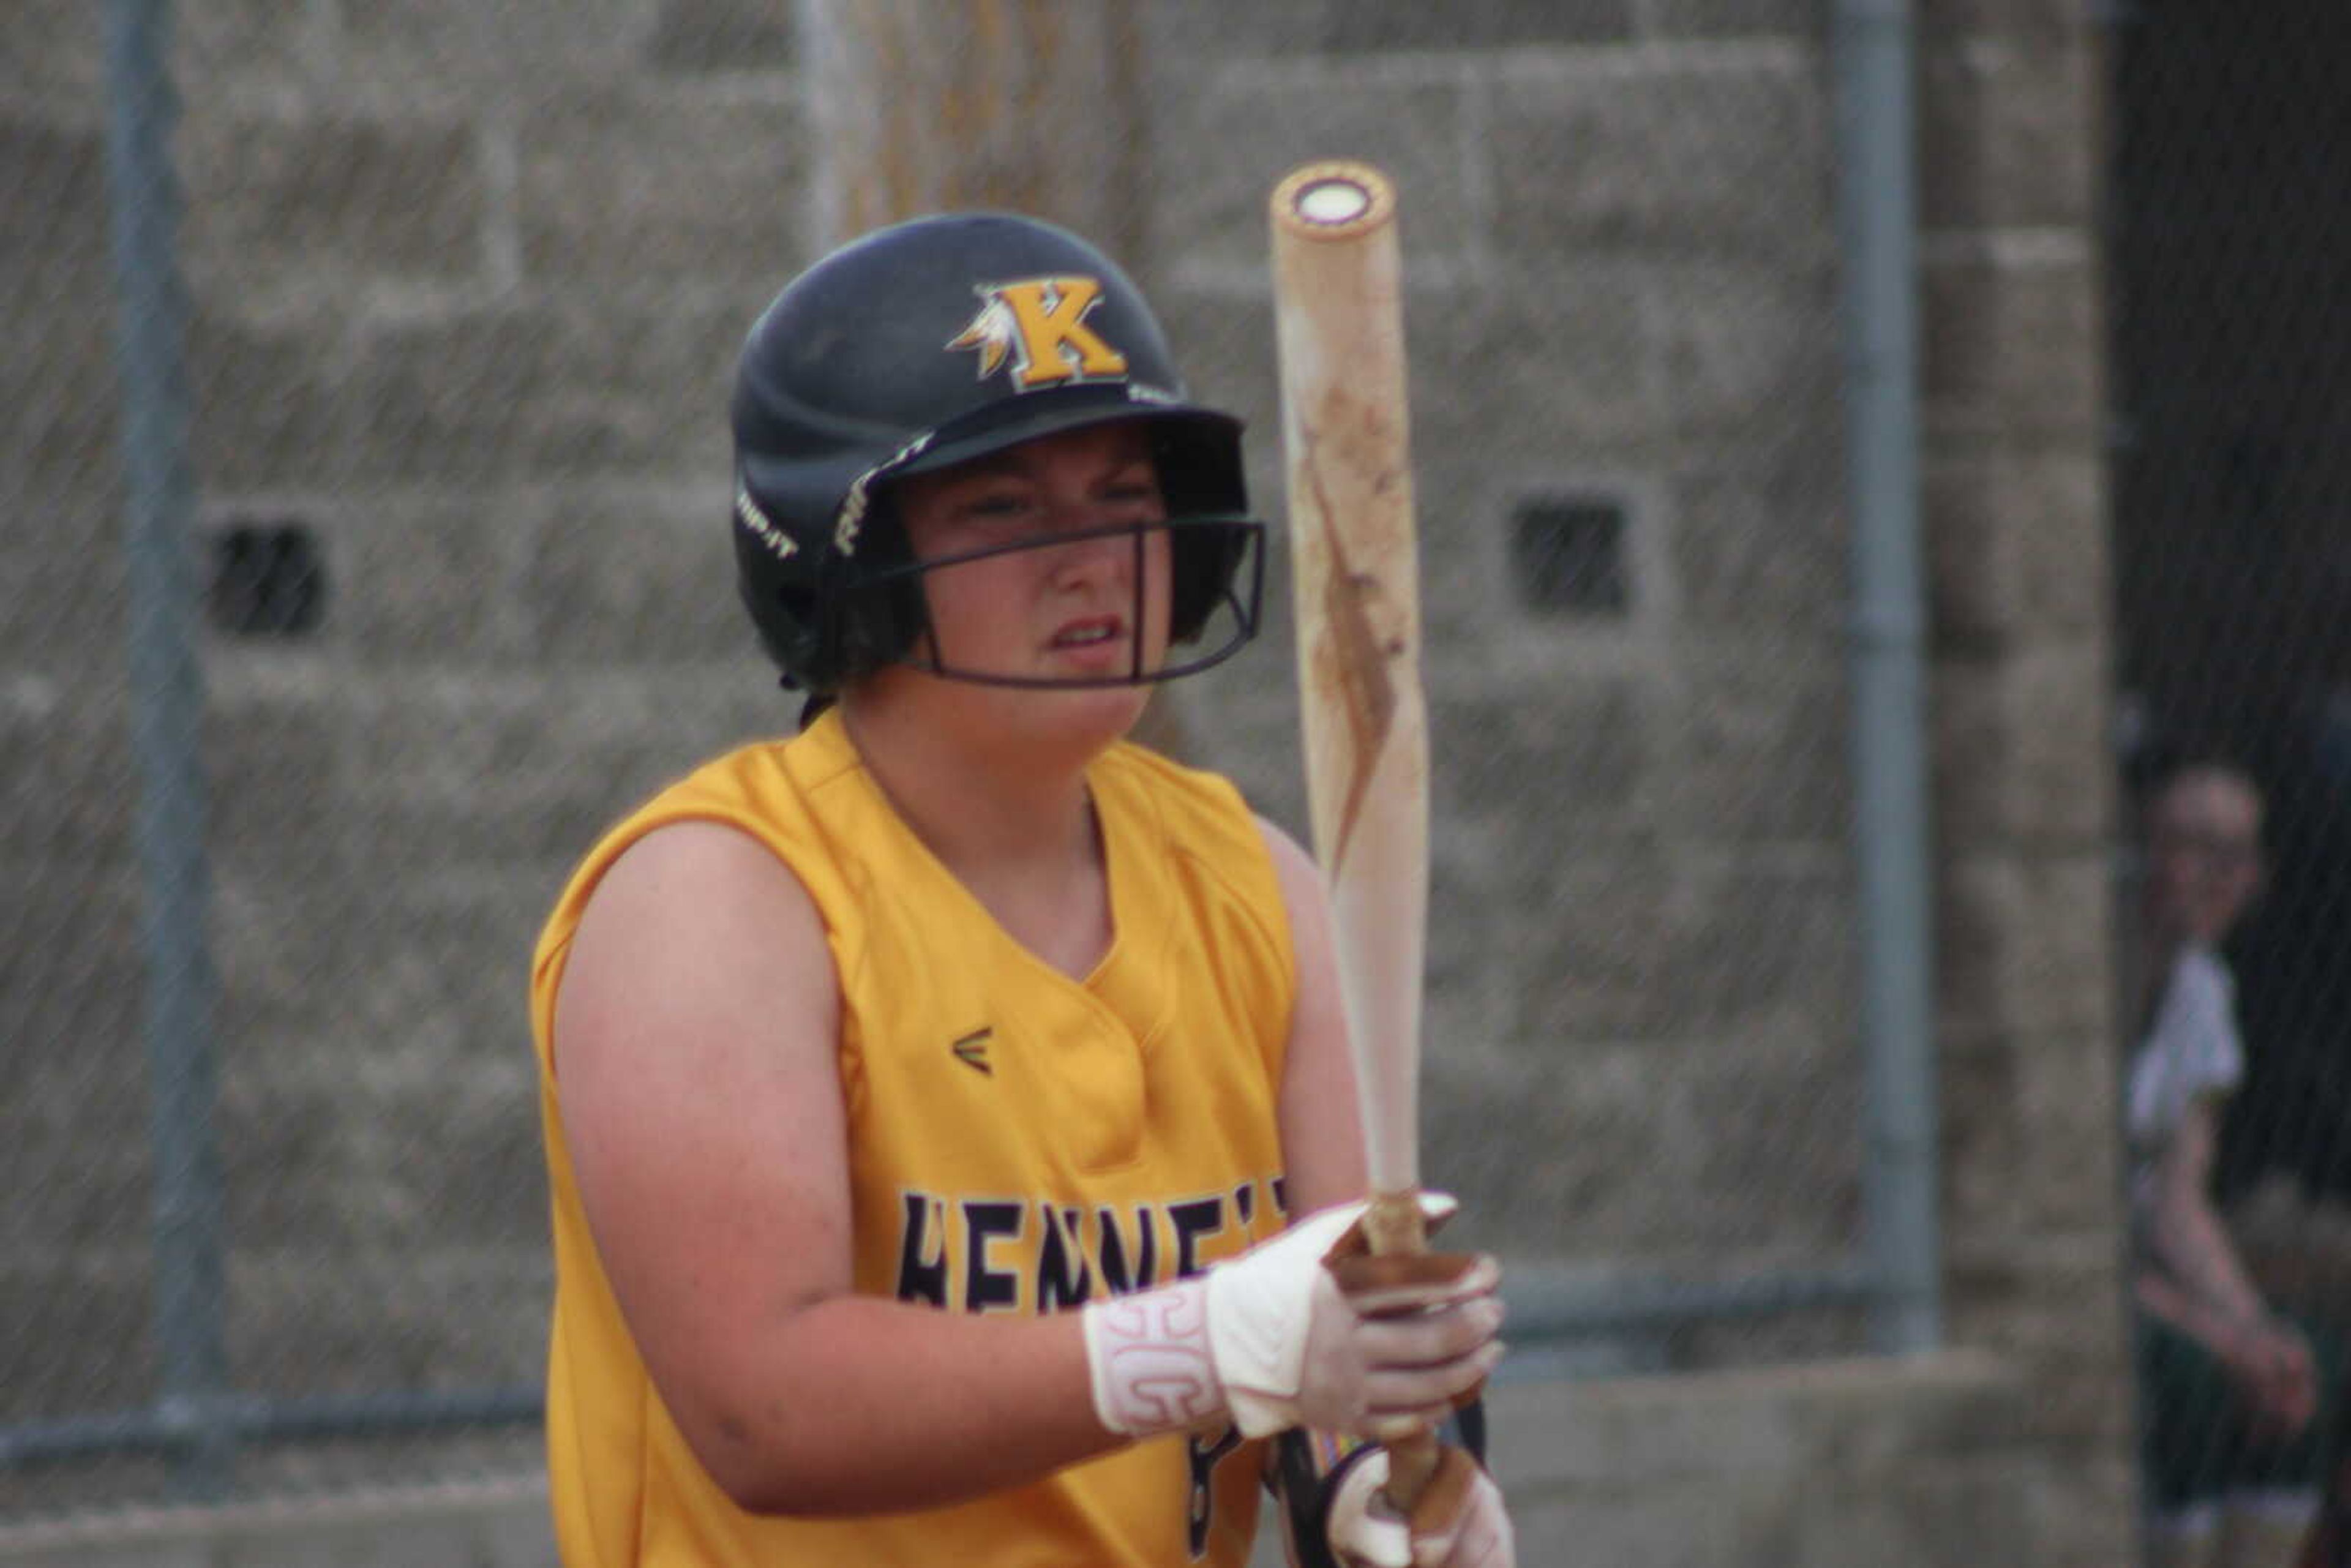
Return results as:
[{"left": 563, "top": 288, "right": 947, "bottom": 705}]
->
[
  {"left": 960, "top": 487, "right": 1037, "bottom": 521},
  {"left": 1101, "top": 470, "right": 1163, "bottom": 508}
]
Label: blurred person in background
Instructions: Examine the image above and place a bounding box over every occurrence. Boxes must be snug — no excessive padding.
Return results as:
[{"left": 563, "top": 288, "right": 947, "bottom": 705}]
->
[{"left": 2128, "top": 763, "right": 2342, "bottom": 1568}]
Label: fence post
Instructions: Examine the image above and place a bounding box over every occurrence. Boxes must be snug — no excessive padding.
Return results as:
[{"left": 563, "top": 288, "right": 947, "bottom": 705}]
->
[
  {"left": 1833, "top": 0, "right": 1943, "bottom": 1352},
  {"left": 101, "top": 0, "right": 234, "bottom": 1498}
]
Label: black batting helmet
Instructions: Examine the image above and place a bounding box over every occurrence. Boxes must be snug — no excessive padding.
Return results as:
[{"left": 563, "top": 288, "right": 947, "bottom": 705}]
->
[{"left": 730, "top": 211, "right": 1263, "bottom": 695}]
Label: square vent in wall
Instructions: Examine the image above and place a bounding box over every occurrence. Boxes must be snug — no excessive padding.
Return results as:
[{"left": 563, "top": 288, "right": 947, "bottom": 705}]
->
[
  {"left": 1509, "top": 493, "right": 1630, "bottom": 617},
  {"left": 207, "top": 520, "right": 326, "bottom": 639}
]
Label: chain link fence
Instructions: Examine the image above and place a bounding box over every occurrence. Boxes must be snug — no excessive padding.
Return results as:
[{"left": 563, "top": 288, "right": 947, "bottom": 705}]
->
[
  {"left": 2109, "top": 2, "right": 2351, "bottom": 1544},
  {"left": 0, "top": 0, "right": 1982, "bottom": 1523}
]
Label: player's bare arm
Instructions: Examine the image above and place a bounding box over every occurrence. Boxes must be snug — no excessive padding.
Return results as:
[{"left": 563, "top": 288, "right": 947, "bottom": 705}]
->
[
  {"left": 552, "top": 820, "right": 1115, "bottom": 1515},
  {"left": 1261, "top": 815, "right": 1371, "bottom": 1215}
]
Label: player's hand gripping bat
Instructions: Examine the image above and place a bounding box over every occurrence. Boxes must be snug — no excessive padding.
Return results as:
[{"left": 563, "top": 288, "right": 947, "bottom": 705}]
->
[{"left": 1270, "top": 160, "right": 1452, "bottom": 1513}]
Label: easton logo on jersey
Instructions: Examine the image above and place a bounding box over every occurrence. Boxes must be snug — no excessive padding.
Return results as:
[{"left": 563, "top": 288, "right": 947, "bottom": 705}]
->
[
  {"left": 947, "top": 276, "right": 1130, "bottom": 390},
  {"left": 950, "top": 1027, "right": 992, "bottom": 1075}
]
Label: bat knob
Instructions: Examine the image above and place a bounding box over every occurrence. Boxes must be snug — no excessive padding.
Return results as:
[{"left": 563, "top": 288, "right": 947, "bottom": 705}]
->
[
  {"left": 1294, "top": 174, "right": 1374, "bottom": 226},
  {"left": 1272, "top": 160, "right": 1397, "bottom": 241}
]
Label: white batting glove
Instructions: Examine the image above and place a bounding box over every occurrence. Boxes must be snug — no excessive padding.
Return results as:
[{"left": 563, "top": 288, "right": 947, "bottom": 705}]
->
[
  {"left": 1214, "top": 1195, "right": 1500, "bottom": 1439},
  {"left": 1080, "top": 1195, "right": 1504, "bottom": 1441},
  {"left": 1330, "top": 1445, "right": 1515, "bottom": 1568}
]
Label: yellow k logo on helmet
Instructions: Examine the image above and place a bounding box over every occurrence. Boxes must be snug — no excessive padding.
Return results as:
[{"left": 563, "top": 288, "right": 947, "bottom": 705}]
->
[{"left": 948, "top": 276, "right": 1131, "bottom": 389}]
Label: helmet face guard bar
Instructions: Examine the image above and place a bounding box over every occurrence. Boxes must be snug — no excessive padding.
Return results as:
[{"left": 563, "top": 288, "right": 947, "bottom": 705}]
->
[{"left": 844, "top": 516, "right": 1265, "bottom": 690}]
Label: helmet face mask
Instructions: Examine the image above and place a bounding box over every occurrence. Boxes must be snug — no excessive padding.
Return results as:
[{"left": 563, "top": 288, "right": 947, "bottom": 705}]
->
[
  {"left": 841, "top": 514, "right": 1265, "bottom": 690},
  {"left": 730, "top": 213, "right": 1264, "bottom": 696}
]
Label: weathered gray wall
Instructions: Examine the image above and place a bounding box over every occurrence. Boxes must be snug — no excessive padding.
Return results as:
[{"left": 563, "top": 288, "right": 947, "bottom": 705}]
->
[
  {"left": 1145, "top": 2, "right": 1864, "bottom": 1290},
  {"left": 0, "top": 0, "right": 2131, "bottom": 1554},
  {"left": 1916, "top": 4, "right": 2135, "bottom": 1558}
]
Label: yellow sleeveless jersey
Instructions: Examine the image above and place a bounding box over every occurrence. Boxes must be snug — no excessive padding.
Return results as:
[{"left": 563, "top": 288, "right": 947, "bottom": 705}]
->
[{"left": 528, "top": 710, "right": 1299, "bottom": 1567}]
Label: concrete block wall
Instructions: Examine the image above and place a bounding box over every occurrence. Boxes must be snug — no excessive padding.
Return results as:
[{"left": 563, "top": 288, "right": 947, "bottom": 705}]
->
[
  {"left": 2, "top": 0, "right": 806, "bottom": 1439},
  {"left": 1, "top": 5, "right": 170, "bottom": 1455},
  {"left": 1916, "top": 6, "right": 2138, "bottom": 1561},
  {"left": 1137, "top": 21, "right": 2135, "bottom": 1560},
  {"left": 0, "top": 1, "right": 2134, "bottom": 1556},
  {"left": 1144, "top": 5, "right": 1866, "bottom": 1284}
]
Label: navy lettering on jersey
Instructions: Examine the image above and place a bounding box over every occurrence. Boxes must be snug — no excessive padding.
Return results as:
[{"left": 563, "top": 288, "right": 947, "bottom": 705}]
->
[
  {"left": 1037, "top": 1204, "right": 1092, "bottom": 1311},
  {"left": 1169, "top": 1196, "right": 1224, "bottom": 1280},
  {"left": 1097, "top": 1204, "right": 1161, "bottom": 1296},
  {"left": 893, "top": 1178, "right": 1286, "bottom": 1311},
  {"left": 897, "top": 1191, "right": 950, "bottom": 1306},
  {"left": 964, "top": 1200, "right": 1024, "bottom": 1313}
]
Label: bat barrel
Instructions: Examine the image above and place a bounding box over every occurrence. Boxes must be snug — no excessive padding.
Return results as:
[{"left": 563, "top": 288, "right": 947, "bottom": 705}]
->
[
  {"left": 1270, "top": 160, "right": 1442, "bottom": 1515},
  {"left": 1269, "top": 161, "right": 1428, "bottom": 1198}
]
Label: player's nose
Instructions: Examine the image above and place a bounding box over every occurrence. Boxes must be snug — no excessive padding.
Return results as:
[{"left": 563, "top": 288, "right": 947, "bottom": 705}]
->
[{"left": 1042, "top": 517, "right": 1142, "bottom": 583}]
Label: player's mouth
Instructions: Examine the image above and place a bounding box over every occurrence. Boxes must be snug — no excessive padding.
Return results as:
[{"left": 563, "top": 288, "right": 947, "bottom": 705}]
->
[{"left": 1048, "top": 614, "right": 1130, "bottom": 668}]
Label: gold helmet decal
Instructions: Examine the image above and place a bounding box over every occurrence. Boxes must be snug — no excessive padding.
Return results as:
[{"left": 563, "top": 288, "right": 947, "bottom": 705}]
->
[{"left": 947, "top": 276, "right": 1130, "bottom": 390}]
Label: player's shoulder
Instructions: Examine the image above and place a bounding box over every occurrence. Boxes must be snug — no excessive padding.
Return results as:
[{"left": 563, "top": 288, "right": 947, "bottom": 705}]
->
[
  {"left": 589, "top": 720, "right": 863, "bottom": 866},
  {"left": 1099, "top": 739, "right": 1261, "bottom": 846},
  {"left": 554, "top": 730, "right": 836, "bottom": 933},
  {"left": 541, "top": 797, "right": 821, "bottom": 984},
  {"left": 1095, "top": 742, "right": 1318, "bottom": 867},
  {"left": 1097, "top": 742, "right": 1313, "bottom": 926},
  {"left": 1249, "top": 812, "right": 1318, "bottom": 882},
  {"left": 662, "top": 719, "right": 856, "bottom": 809}
]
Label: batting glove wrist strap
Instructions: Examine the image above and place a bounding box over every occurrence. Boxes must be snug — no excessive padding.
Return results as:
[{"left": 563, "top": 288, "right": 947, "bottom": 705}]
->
[
  {"left": 1080, "top": 1276, "right": 1222, "bottom": 1436},
  {"left": 1079, "top": 1204, "right": 1371, "bottom": 1439},
  {"left": 1082, "top": 1193, "right": 1491, "bottom": 1442}
]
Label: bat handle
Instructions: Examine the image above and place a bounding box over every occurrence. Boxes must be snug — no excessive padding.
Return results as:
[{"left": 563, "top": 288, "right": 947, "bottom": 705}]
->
[
  {"left": 1360, "top": 1189, "right": 1441, "bottom": 1512},
  {"left": 1382, "top": 1429, "right": 1442, "bottom": 1517},
  {"left": 1360, "top": 1188, "right": 1428, "bottom": 1255}
]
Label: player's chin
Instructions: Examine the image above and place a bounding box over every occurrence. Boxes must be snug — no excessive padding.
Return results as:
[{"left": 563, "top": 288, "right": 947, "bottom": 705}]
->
[
  {"left": 1057, "top": 673, "right": 1157, "bottom": 718},
  {"left": 1024, "top": 672, "right": 1156, "bottom": 740}
]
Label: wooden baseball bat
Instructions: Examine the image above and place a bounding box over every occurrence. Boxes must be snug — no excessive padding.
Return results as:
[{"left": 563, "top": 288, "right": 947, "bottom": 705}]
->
[{"left": 1268, "top": 160, "right": 1439, "bottom": 1509}]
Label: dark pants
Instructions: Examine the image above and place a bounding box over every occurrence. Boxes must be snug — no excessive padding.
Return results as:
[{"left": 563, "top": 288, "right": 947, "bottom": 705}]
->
[{"left": 2137, "top": 1309, "right": 2344, "bottom": 1512}]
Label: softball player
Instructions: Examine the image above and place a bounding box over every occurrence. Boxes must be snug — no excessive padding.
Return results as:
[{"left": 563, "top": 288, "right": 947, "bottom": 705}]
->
[{"left": 530, "top": 213, "right": 1513, "bottom": 1567}]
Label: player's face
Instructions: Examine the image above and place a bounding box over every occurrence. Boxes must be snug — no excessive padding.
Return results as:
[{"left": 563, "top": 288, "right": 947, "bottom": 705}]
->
[{"left": 891, "top": 420, "right": 1176, "bottom": 689}]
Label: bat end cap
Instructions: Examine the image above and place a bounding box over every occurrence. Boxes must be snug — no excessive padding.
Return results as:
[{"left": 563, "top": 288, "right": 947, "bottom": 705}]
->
[{"left": 1271, "top": 160, "right": 1397, "bottom": 239}]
